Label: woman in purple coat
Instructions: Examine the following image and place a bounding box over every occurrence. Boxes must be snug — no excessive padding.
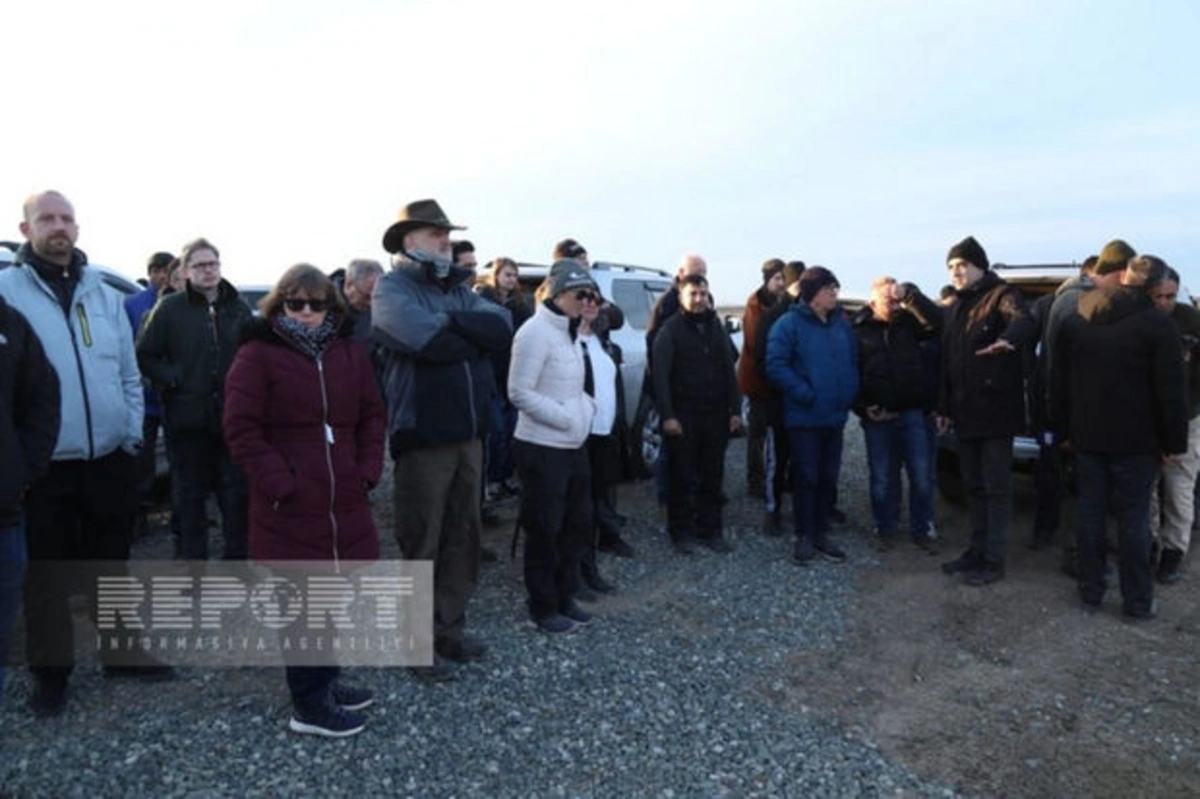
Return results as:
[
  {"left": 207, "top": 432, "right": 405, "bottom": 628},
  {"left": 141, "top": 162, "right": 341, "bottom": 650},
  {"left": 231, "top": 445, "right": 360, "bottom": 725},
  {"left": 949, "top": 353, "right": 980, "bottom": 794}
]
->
[{"left": 224, "top": 263, "right": 385, "bottom": 738}]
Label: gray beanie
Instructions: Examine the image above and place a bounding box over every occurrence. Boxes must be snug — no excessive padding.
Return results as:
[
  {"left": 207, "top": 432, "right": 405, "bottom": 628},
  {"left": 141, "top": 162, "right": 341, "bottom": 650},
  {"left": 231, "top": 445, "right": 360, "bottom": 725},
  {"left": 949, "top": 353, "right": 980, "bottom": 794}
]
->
[{"left": 545, "top": 259, "right": 598, "bottom": 298}]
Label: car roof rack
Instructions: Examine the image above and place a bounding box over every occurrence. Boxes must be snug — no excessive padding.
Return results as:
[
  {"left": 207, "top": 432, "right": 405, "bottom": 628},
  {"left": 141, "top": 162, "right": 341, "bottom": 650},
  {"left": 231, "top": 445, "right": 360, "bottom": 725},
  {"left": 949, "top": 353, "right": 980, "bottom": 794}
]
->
[{"left": 992, "top": 262, "right": 1080, "bottom": 271}]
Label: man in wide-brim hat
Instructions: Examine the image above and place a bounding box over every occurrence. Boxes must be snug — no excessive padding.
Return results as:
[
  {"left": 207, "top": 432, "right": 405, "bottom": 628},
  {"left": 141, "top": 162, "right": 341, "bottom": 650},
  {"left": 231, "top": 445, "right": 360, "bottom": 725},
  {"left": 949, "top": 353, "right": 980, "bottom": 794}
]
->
[
  {"left": 371, "top": 198, "right": 513, "bottom": 679},
  {"left": 381, "top": 199, "right": 466, "bottom": 258}
]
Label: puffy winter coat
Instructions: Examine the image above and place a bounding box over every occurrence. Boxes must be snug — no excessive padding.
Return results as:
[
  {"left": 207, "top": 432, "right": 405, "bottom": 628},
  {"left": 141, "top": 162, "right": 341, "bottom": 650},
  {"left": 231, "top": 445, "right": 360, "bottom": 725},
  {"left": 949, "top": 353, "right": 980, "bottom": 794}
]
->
[
  {"left": 223, "top": 317, "right": 386, "bottom": 562},
  {"left": 765, "top": 302, "right": 859, "bottom": 429},
  {"left": 509, "top": 301, "right": 596, "bottom": 449}
]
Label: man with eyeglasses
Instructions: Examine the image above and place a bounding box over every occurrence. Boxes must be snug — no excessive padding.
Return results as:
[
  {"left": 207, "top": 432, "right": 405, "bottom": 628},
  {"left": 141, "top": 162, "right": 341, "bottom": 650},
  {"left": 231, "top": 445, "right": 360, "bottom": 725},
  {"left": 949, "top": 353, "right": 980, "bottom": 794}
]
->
[
  {"left": 373, "top": 199, "right": 512, "bottom": 679},
  {"left": 137, "top": 238, "right": 253, "bottom": 561},
  {"left": 652, "top": 272, "right": 742, "bottom": 554},
  {"left": 0, "top": 190, "right": 172, "bottom": 717}
]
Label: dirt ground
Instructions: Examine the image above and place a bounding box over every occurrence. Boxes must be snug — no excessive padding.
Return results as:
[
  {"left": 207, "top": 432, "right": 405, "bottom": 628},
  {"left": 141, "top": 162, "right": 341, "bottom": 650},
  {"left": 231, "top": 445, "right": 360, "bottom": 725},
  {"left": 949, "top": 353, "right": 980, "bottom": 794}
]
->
[{"left": 781, "top": 468, "right": 1200, "bottom": 798}]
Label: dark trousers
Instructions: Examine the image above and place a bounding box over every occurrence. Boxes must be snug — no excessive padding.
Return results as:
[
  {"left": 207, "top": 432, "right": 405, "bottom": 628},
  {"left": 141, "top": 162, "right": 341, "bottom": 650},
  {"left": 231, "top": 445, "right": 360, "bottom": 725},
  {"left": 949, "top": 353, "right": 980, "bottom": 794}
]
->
[
  {"left": 135, "top": 415, "right": 162, "bottom": 504},
  {"left": 514, "top": 441, "right": 592, "bottom": 620},
  {"left": 958, "top": 436, "right": 1013, "bottom": 563},
  {"left": 1033, "top": 439, "right": 1064, "bottom": 543},
  {"left": 789, "top": 426, "right": 843, "bottom": 543},
  {"left": 286, "top": 665, "right": 340, "bottom": 711},
  {"left": 0, "top": 521, "right": 26, "bottom": 702},
  {"left": 764, "top": 400, "right": 791, "bottom": 516},
  {"left": 23, "top": 451, "right": 138, "bottom": 679},
  {"left": 486, "top": 399, "right": 518, "bottom": 485},
  {"left": 171, "top": 432, "right": 249, "bottom": 560},
  {"left": 586, "top": 433, "right": 624, "bottom": 548},
  {"left": 665, "top": 412, "right": 730, "bottom": 542},
  {"left": 394, "top": 441, "right": 482, "bottom": 646},
  {"left": 1074, "top": 451, "right": 1157, "bottom": 614}
]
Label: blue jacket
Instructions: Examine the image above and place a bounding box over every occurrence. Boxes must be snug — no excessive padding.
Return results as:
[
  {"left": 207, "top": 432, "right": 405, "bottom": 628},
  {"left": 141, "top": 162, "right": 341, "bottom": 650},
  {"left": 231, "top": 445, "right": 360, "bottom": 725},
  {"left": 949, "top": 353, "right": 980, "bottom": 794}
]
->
[
  {"left": 765, "top": 302, "right": 859, "bottom": 429},
  {"left": 0, "top": 251, "right": 143, "bottom": 461},
  {"left": 124, "top": 285, "right": 163, "bottom": 418}
]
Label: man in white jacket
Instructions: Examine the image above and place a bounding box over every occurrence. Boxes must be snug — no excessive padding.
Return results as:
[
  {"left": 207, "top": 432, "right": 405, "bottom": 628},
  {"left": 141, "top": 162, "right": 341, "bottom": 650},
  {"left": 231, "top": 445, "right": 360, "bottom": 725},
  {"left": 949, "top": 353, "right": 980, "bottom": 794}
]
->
[
  {"left": 0, "top": 190, "right": 172, "bottom": 718},
  {"left": 509, "top": 260, "right": 598, "bottom": 633}
]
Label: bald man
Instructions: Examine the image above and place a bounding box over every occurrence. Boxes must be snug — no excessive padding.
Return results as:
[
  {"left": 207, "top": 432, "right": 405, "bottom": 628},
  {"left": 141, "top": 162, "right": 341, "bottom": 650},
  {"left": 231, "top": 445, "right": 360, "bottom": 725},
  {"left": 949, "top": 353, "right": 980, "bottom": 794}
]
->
[{"left": 0, "top": 191, "right": 172, "bottom": 717}]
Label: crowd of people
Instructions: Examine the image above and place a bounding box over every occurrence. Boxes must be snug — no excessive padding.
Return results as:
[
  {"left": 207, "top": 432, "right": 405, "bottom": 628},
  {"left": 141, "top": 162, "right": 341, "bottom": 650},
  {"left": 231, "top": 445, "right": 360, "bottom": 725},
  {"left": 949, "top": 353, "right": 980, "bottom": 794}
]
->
[{"left": 0, "top": 189, "right": 1193, "bottom": 740}]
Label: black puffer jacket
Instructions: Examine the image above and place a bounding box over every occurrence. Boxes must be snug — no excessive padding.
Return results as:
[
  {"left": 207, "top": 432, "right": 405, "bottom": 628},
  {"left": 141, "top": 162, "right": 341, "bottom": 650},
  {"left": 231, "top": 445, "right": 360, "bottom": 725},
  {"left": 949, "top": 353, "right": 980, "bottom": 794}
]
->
[
  {"left": 851, "top": 287, "right": 942, "bottom": 416},
  {"left": 940, "top": 270, "right": 1036, "bottom": 439},
  {"left": 1051, "top": 287, "right": 1187, "bottom": 455},
  {"left": 0, "top": 296, "right": 60, "bottom": 525},
  {"left": 652, "top": 308, "right": 740, "bottom": 419},
  {"left": 136, "top": 279, "right": 253, "bottom": 436}
]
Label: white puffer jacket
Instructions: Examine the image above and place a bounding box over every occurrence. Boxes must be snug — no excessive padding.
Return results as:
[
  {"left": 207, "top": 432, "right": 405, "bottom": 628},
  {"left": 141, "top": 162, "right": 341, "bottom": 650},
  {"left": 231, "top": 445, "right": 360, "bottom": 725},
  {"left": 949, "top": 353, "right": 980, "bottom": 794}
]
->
[{"left": 509, "top": 302, "right": 595, "bottom": 449}]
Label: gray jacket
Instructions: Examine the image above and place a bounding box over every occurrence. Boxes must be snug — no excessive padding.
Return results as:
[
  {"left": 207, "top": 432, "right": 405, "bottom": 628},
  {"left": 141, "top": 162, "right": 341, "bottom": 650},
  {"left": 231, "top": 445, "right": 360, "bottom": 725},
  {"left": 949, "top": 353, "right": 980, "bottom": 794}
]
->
[{"left": 371, "top": 260, "right": 512, "bottom": 453}]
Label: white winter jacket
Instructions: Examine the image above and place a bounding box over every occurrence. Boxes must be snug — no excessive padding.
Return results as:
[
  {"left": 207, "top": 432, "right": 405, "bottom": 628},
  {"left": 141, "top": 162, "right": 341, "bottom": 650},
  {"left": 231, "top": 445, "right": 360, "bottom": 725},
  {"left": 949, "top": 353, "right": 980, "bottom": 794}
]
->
[{"left": 509, "top": 302, "right": 595, "bottom": 449}]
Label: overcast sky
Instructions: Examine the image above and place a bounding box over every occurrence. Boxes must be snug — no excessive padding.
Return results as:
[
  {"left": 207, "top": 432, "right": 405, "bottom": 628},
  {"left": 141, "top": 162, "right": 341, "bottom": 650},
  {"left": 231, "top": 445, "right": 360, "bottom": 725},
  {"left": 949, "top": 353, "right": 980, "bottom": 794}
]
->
[{"left": 5, "top": 0, "right": 1197, "bottom": 301}]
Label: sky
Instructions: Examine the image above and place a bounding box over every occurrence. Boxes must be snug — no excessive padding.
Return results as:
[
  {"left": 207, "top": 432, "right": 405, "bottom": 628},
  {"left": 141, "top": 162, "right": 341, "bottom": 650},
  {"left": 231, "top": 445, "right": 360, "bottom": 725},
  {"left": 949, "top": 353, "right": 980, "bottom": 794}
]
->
[{"left": 4, "top": 0, "right": 1198, "bottom": 302}]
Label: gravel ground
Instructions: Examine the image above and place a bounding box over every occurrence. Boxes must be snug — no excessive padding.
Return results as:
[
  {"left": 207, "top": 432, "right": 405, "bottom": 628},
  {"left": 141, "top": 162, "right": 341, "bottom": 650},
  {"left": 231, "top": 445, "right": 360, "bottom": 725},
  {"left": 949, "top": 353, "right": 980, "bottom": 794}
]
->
[{"left": 0, "top": 432, "right": 955, "bottom": 798}]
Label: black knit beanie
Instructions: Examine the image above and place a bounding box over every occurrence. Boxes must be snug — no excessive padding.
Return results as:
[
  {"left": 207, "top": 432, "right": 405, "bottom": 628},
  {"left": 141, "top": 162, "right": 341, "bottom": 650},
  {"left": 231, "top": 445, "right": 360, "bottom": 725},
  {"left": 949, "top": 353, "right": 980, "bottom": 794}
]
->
[
  {"left": 946, "top": 236, "right": 989, "bottom": 271},
  {"left": 799, "top": 266, "right": 839, "bottom": 303}
]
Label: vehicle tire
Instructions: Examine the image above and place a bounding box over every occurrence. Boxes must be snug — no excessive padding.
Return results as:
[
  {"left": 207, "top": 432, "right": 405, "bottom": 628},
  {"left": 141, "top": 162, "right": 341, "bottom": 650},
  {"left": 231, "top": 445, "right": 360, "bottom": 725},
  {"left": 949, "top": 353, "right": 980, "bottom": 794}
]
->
[{"left": 629, "top": 393, "right": 663, "bottom": 478}]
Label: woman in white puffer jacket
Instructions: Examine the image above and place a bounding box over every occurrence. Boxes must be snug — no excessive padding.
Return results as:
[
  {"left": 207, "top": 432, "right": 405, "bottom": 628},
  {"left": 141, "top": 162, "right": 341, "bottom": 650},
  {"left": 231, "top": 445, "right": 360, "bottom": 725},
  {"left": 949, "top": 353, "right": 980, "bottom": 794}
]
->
[{"left": 509, "top": 260, "right": 598, "bottom": 633}]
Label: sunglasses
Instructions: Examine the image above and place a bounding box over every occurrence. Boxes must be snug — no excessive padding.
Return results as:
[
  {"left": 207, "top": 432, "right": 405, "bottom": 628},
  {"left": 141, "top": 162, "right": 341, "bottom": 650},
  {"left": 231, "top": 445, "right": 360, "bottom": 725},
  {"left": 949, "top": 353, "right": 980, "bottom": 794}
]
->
[
  {"left": 575, "top": 290, "right": 599, "bottom": 303},
  {"left": 284, "top": 298, "right": 329, "bottom": 313}
]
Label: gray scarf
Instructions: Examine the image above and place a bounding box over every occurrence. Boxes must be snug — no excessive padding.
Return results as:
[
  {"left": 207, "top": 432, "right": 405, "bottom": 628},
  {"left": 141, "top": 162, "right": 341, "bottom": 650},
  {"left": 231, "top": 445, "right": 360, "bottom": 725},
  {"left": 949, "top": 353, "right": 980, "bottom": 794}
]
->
[{"left": 273, "top": 314, "right": 339, "bottom": 359}]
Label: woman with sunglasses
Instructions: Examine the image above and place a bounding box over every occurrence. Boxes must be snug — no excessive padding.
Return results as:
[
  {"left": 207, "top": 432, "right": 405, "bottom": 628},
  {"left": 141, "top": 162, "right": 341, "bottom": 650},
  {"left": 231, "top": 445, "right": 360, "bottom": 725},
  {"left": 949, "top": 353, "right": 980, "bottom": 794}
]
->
[
  {"left": 223, "top": 264, "right": 385, "bottom": 737},
  {"left": 509, "top": 260, "right": 599, "bottom": 633}
]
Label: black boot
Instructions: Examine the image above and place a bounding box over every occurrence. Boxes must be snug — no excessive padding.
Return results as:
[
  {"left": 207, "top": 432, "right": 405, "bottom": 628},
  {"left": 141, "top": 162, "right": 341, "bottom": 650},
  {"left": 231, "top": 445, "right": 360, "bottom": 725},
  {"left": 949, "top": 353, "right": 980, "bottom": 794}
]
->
[
  {"left": 581, "top": 552, "right": 616, "bottom": 594},
  {"left": 941, "top": 547, "right": 984, "bottom": 575},
  {"left": 1157, "top": 547, "right": 1184, "bottom": 585}
]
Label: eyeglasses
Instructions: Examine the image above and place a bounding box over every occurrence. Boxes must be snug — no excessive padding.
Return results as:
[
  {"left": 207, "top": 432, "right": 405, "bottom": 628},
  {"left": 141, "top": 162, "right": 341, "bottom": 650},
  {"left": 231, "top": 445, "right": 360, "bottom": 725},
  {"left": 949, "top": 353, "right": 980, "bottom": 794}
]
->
[
  {"left": 283, "top": 298, "right": 329, "bottom": 313},
  {"left": 189, "top": 260, "right": 220, "bottom": 271},
  {"left": 575, "top": 290, "right": 599, "bottom": 303}
]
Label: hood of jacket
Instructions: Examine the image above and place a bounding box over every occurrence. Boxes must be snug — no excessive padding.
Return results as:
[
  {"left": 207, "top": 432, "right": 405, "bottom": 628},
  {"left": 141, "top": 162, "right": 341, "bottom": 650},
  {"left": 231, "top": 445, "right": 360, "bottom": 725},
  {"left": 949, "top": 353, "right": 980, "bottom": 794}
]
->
[{"left": 1078, "top": 285, "right": 1151, "bottom": 325}]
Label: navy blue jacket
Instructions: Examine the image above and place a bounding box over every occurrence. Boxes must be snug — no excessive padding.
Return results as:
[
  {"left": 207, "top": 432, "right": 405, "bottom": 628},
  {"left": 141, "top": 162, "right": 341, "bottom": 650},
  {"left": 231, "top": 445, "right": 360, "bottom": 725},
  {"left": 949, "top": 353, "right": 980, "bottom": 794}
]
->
[{"left": 766, "top": 302, "right": 859, "bottom": 429}]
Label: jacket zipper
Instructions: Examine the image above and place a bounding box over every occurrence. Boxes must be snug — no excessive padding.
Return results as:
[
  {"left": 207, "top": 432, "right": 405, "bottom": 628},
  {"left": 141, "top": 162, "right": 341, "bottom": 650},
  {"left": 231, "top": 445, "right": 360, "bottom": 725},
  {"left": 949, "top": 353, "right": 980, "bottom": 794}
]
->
[
  {"left": 316, "top": 354, "right": 340, "bottom": 571},
  {"left": 71, "top": 302, "right": 97, "bottom": 460}
]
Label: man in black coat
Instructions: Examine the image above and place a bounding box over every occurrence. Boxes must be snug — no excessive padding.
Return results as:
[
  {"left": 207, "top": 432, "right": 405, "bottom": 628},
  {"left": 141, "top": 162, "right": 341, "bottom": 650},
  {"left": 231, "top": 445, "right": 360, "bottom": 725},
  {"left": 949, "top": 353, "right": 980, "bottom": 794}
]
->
[
  {"left": 653, "top": 273, "right": 741, "bottom": 554},
  {"left": 136, "top": 237, "right": 253, "bottom": 561},
  {"left": 938, "top": 236, "right": 1036, "bottom": 585},
  {"left": 1051, "top": 244, "right": 1187, "bottom": 619},
  {"left": 852, "top": 276, "right": 942, "bottom": 550},
  {"left": 0, "top": 296, "right": 60, "bottom": 704}
]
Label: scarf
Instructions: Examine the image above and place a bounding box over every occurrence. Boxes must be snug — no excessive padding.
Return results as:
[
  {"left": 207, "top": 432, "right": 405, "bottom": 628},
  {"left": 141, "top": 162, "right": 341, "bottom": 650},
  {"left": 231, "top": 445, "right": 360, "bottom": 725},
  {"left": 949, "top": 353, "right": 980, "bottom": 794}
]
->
[{"left": 273, "top": 314, "right": 339, "bottom": 359}]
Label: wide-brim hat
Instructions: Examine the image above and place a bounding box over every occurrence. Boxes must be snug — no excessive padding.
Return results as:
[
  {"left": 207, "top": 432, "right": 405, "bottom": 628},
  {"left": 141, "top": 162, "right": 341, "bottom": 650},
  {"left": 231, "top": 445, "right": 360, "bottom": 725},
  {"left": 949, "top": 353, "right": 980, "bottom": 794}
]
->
[{"left": 382, "top": 199, "right": 466, "bottom": 254}]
